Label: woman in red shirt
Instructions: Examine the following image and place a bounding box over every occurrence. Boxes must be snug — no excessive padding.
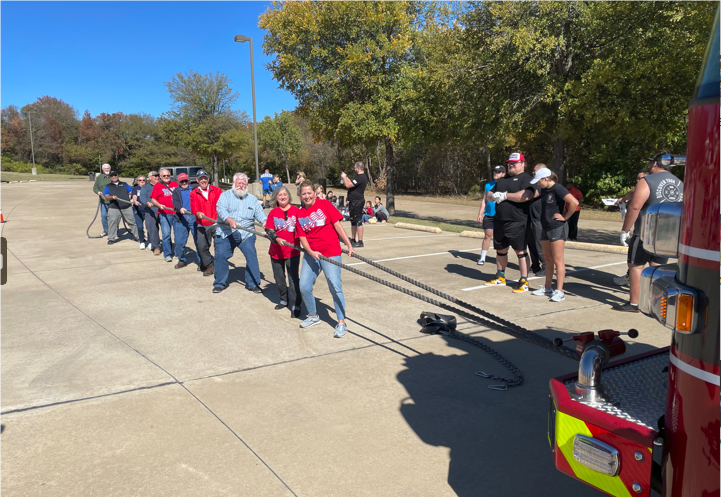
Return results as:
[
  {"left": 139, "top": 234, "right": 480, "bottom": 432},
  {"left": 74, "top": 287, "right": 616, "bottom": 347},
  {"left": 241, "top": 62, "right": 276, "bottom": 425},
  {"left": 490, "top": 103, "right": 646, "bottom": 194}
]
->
[
  {"left": 266, "top": 186, "right": 302, "bottom": 318},
  {"left": 296, "top": 180, "right": 355, "bottom": 337}
]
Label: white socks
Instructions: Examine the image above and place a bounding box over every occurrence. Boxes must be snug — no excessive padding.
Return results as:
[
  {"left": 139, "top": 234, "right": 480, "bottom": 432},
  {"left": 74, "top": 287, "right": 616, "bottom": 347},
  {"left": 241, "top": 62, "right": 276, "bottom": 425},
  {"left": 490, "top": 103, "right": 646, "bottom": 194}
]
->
[{"left": 480, "top": 250, "right": 488, "bottom": 261}]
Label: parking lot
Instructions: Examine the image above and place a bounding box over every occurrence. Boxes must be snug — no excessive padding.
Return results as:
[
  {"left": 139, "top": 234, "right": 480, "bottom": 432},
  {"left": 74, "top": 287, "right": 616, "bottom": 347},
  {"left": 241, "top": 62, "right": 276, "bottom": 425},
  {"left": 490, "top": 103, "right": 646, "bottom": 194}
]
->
[{"left": 1, "top": 181, "right": 670, "bottom": 496}]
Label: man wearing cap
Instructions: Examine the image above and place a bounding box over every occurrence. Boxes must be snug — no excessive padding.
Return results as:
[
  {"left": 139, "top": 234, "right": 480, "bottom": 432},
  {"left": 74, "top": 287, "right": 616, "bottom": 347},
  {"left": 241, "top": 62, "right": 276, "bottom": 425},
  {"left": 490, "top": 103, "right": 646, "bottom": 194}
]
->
[
  {"left": 92, "top": 163, "right": 113, "bottom": 237},
  {"left": 190, "top": 169, "right": 223, "bottom": 276},
  {"left": 140, "top": 171, "right": 161, "bottom": 255},
  {"left": 103, "top": 171, "right": 140, "bottom": 244},
  {"left": 484, "top": 153, "right": 536, "bottom": 292},
  {"left": 613, "top": 154, "right": 684, "bottom": 312},
  {"left": 171, "top": 173, "right": 197, "bottom": 269},
  {"left": 150, "top": 168, "right": 179, "bottom": 262},
  {"left": 526, "top": 163, "right": 548, "bottom": 276},
  {"left": 476, "top": 165, "right": 506, "bottom": 265},
  {"left": 260, "top": 169, "right": 274, "bottom": 206},
  {"left": 212, "top": 172, "right": 267, "bottom": 294}
]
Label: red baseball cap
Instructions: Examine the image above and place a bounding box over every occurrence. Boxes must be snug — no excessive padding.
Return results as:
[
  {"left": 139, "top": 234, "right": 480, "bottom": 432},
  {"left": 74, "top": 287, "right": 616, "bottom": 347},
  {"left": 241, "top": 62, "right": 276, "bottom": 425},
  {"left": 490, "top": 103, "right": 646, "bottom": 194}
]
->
[
  {"left": 177, "top": 173, "right": 189, "bottom": 181},
  {"left": 506, "top": 152, "right": 525, "bottom": 162}
]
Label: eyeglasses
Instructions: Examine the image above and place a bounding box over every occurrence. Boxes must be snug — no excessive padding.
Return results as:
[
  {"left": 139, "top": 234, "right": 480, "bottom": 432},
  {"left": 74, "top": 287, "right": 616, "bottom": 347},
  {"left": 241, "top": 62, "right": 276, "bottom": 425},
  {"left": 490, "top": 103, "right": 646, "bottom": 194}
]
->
[
  {"left": 137, "top": 179, "right": 146, "bottom": 182},
  {"left": 161, "top": 174, "right": 170, "bottom": 177},
  {"left": 180, "top": 180, "right": 189, "bottom": 183}
]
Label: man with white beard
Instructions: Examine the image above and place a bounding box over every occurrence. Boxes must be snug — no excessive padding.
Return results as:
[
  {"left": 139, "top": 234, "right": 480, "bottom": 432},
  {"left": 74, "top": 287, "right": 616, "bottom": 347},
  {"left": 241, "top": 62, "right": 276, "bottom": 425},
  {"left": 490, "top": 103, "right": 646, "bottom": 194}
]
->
[{"left": 212, "top": 172, "right": 268, "bottom": 294}]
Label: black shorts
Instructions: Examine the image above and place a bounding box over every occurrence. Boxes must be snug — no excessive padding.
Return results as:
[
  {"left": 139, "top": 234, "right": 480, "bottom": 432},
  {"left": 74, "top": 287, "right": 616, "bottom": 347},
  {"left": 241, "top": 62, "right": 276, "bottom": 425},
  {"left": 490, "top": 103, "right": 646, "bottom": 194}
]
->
[
  {"left": 482, "top": 215, "right": 494, "bottom": 230},
  {"left": 627, "top": 234, "right": 668, "bottom": 266},
  {"left": 493, "top": 220, "right": 527, "bottom": 251},
  {"left": 349, "top": 200, "right": 365, "bottom": 227}
]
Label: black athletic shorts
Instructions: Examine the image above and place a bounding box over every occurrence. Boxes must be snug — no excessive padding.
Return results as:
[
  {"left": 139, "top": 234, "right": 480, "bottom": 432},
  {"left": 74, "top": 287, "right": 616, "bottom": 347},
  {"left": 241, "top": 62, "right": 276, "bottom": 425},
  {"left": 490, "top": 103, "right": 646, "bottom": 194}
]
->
[
  {"left": 493, "top": 220, "right": 527, "bottom": 251},
  {"left": 541, "top": 223, "right": 568, "bottom": 242},
  {"left": 482, "top": 215, "right": 494, "bottom": 230},
  {"left": 627, "top": 234, "right": 668, "bottom": 266},
  {"left": 349, "top": 200, "right": 365, "bottom": 227}
]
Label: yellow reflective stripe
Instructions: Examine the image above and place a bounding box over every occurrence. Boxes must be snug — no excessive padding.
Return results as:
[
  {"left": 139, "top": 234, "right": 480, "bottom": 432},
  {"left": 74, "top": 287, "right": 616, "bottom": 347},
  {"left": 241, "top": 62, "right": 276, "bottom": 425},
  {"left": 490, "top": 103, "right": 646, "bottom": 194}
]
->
[{"left": 556, "top": 410, "right": 632, "bottom": 497}]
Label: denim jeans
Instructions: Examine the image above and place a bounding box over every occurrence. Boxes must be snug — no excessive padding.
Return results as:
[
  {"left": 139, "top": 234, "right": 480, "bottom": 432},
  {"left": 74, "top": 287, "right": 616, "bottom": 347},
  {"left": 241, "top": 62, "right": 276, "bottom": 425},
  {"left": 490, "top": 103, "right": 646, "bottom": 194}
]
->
[
  {"left": 133, "top": 207, "right": 145, "bottom": 243},
  {"left": 299, "top": 254, "right": 345, "bottom": 321},
  {"left": 213, "top": 232, "right": 261, "bottom": 289},
  {"left": 158, "top": 213, "right": 174, "bottom": 258},
  {"left": 172, "top": 214, "right": 198, "bottom": 263},
  {"left": 100, "top": 202, "right": 109, "bottom": 233},
  {"left": 362, "top": 213, "right": 373, "bottom": 223}
]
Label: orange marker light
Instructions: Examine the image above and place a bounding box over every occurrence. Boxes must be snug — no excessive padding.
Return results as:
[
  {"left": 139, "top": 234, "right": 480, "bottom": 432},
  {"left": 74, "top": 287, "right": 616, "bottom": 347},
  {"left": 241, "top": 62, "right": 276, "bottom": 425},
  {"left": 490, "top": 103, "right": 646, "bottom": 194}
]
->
[{"left": 676, "top": 294, "right": 694, "bottom": 332}]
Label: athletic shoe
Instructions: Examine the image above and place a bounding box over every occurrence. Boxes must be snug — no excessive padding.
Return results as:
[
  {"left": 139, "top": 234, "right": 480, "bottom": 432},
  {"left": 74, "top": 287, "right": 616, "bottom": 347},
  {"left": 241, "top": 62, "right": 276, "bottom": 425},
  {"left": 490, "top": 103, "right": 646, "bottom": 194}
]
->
[
  {"left": 248, "top": 286, "right": 262, "bottom": 294},
  {"left": 477, "top": 258, "right": 485, "bottom": 266},
  {"left": 512, "top": 278, "right": 529, "bottom": 293},
  {"left": 535, "top": 269, "right": 545, "bottom": 277},
  {"left": 300, "top": 315, "right": 321, "bottom": 329},
  {"left": 352, "top": 240, "right": 364, "bottom": 248},
  {"left": 164, "top": 256, "right": 172, "bottom": 262},
  {"left": 612, "top": 301, "right": 639, "bottom": 313},
  {"left": 334, "top": 323, "right": 348, "bottom": 338},
  {"left": 531, "top": 285, "right": 553, "bottom": 296},
  {"left": 107, "top": 238, "right": 119, "bottom": 245},
  {"left": 274, "top": 303, "right": 287, "bottom": 310},
  {"left": 550, "top": 290, "right": 565, "bottom": 302},
  {"left": 139, "top": 242, "right": 146, "bottom": 250},
  {"left": 100, "top": 232, "right": 108, "bottom": 238},
  {"left": 613, "top": 274, "right": 629, "bottom": 286},
  {"left": 484, "top": 276, "right": 506, "bottom": 286},
  {"left": 212, "top": 286, "right": 226, "bottom": 294}
]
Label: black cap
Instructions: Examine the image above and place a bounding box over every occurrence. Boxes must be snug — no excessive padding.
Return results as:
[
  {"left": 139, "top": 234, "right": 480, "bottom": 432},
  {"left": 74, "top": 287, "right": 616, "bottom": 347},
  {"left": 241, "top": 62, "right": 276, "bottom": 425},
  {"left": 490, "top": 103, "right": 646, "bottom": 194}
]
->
[
  {"left": 109, "top": 171, "right": 118, "bottom": 176},
  {"left": 493, "top": 165, "right": 506, "bottom": 173}
]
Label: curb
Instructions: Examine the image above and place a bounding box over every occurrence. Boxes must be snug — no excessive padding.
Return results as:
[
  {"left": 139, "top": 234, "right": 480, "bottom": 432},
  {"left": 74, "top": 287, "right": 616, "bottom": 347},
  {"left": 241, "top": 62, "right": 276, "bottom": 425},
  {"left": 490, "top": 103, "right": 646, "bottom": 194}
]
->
[
  {"left": 394, "top": 222, "right": 443, "bottom": 234},
  {"left": 460, "top": 231, "right": 486, "bottom": 239}
]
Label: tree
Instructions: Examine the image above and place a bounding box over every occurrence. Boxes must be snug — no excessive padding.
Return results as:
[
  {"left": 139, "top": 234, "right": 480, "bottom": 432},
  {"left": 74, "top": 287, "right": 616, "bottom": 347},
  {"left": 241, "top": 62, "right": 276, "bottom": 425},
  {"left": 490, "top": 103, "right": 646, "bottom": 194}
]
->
[
  {"left": 258, "top": 110, "right": 301, "bottom": 183},
  {"left": 161, "top": 70, "right": 250, "bottom": 185},
  {"left": 260, "top": 1, "right": 434, "bottom": 214}
]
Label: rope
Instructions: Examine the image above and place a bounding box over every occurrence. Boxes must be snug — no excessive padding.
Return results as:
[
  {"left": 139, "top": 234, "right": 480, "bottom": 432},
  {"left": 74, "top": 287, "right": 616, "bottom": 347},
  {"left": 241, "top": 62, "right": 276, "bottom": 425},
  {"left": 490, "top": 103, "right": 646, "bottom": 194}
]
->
[{"left": 86, "top": 202, "right": 105, "bottom": 239}]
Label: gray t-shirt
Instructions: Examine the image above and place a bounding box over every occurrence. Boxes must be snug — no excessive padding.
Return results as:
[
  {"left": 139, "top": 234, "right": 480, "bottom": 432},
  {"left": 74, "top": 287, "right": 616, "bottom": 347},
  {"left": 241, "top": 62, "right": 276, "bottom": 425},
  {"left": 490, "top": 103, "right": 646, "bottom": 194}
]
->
[{"left": 635, "top": 171, "right": 684, "bottom": 232}]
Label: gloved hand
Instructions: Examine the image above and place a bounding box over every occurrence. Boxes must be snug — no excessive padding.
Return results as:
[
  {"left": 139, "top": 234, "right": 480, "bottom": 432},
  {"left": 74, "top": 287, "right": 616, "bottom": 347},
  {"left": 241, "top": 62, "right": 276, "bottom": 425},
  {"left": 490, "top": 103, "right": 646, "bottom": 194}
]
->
[
  {"left": 265, "top": 228, "right": 279, "bottom": 244},
  {"left": 620, "top": 230, "right": 631, "bottom": 247},
  {"left": 491, "top": 191, "right": 507, "bottom": 203}
]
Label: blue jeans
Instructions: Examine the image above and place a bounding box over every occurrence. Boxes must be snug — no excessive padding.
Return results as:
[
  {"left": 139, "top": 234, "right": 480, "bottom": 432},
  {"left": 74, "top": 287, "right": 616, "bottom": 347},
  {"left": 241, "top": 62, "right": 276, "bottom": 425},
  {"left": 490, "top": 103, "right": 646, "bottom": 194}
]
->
[
  {"left": 158, "top": 213, "right": 174, "bottom": 258},
  {"left": 100, "top": 203, "right": 109, "bottom": 233},
  {"left": 300, "top": 254, "right": 345, "bottom": 321},
  {"left": 172, "top": 214, "right": 198, "bottom": 263},
  {"left": 133, "top": 207, "right": 145, "bottom": 243},
  {"left": 213, "top": 232, "right": 261, "bottom": 289},
  {"left": 362, "top": 213, "right": 373, "bottom": 223}
]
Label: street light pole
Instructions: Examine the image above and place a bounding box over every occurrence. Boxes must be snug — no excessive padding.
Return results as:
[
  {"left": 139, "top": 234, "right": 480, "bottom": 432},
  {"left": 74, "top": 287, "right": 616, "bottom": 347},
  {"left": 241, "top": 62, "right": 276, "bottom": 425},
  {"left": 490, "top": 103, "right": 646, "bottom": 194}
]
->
[
  {"left": 234, "top": 34, "right": 260, "bottom": 184},
  {"left": 24, "top": 111, "right": 37, "bottom": 175}
]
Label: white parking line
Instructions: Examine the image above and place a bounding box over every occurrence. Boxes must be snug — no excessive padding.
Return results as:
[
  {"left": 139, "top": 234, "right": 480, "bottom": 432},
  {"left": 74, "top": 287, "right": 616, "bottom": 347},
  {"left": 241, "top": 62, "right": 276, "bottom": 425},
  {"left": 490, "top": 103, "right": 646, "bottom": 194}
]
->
[
  {"left": 346, "top": 247, "right": 483, "bottom": 266},
  {"left": 364, "top": 233, "right": 457, "bottom": 242},
  {"left": 460, "top": 261, "right": 628, "bottom": 291}
]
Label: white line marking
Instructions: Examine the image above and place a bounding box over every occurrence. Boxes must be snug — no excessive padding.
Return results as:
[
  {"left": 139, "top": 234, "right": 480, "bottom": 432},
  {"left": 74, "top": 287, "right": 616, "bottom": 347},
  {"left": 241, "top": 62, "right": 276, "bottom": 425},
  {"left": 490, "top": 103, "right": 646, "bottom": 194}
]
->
[
  {"left": 678, "top": 243, "right": 720, "bottom": 262},
  {"left": 346, "top": 247, "right": 483, "bottom": 266},
  {"left": 460, "top": 261, "right": 628, "bottom": 291},
  {"left": 364, "top": 233, "right": 457, "bottom": 242},
  {"left": 669, "top": 352, "right": 720, "bottom": 385}
]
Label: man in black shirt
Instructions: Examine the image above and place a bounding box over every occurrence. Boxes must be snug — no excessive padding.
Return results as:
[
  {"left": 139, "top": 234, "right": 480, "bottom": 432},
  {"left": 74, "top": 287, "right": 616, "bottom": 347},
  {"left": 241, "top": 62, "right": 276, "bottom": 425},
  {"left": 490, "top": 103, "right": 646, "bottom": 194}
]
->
[
  {"left": 485, "top": 153, "right": 536, "bottom": 293},
  {"left": 341, "top": 161, "right": 368, "bottom": 248}
]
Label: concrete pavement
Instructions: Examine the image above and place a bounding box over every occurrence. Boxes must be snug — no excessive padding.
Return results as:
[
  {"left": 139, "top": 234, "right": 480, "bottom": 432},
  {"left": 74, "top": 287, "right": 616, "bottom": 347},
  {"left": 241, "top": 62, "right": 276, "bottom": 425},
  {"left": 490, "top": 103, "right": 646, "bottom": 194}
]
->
[{"left": 1, "top": 181, "right": 666, "bottom": 496}]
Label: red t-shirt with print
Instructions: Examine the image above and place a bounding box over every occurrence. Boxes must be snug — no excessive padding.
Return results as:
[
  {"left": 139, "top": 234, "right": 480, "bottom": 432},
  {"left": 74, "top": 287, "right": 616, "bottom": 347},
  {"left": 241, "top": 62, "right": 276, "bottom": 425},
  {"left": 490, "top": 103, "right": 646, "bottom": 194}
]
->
[
  {"left": 296, "top": 198, "right": 343, "bottom": 257},
  {"left": 267, "top": 205, "right": 301, "bottom": 259},
  {"left": 150, "top": 181, "right": 179, "bottom": 214}
]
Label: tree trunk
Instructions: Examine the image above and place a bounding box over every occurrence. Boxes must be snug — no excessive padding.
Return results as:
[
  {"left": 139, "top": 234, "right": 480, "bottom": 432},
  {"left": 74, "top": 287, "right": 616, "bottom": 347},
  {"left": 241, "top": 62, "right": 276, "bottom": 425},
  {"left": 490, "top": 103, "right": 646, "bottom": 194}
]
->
[
  {"left": 384, "top": 137, "right": 395, "bottom": 215},
  {"left": 376, "top": 139, "right": 384, "bottom": 177},
  {"left": 365, "top": 151, "right": 374, "bottom": 186},
  {"left": 553, "top": 135, "right": 565, "bottom": 183},
  {"left": 212, "top": 154, "right": 219, "bottom": 186},
  {"left": 486, "top": 147, "right": 492, "bottom": 182},
  {"left": 284, "top": 157, "right": 291, "bottom": 184}
]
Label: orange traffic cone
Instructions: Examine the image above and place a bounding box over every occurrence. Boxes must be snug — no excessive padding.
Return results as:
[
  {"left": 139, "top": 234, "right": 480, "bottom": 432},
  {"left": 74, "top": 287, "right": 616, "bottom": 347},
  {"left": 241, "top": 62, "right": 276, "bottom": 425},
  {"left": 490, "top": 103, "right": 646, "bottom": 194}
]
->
[{"left": 0, "top": 209, "right": 5, "bottom": 223}]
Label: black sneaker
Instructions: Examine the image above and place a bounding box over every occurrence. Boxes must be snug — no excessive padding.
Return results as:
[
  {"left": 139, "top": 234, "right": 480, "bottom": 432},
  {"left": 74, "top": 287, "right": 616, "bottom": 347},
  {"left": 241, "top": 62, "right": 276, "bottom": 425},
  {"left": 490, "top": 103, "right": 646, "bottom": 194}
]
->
[
  {"left": 212, "top": 286, "right": 225, "bottom": 294},
  {"left": 612, "top": 302, "right": 640, "bottom": 313},
  {"left": 274, "top": 303, "right": 287, "bottom": 310},
  {"left": 107, "top": 238, "right": 119, "bottom": 245},
  {"left": 352, "top": 240, "right": 364, "bottom": 248},
  {"left": 248, "top": 286, "right": 262, "bottom": 294},
  {"left": 100, "top": 232, "right": 108, "bottom": 238}
]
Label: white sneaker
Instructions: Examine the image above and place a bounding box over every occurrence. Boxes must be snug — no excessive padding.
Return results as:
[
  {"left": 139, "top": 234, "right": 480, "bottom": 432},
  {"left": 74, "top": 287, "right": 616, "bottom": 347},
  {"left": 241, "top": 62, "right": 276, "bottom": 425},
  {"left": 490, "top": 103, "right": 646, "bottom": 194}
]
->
[
  {"left": 532, "top": 285, "right": 553, "bottom": 296},
  {"left": 613, "top": 274, "right": 629, "bottom": 286},
  {"left": 139, "top": 242, "right": 146, "bottom": 250},
  {"left": 550, "top": 290, "right": 565, "bottom": 302},
  {"left": 477, "top": 258, "right": 485, "bottom": 266}
]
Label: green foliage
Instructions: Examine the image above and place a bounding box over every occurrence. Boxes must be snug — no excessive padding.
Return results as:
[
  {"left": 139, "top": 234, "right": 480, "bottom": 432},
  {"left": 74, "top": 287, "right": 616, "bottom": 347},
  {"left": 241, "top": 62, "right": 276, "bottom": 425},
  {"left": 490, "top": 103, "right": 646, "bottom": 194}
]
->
[
  {"left": 325, "top": 166, "right": 340, "bottom": 187},
  {"left": 258, "top": 110, "right": 302, "bottom": 182},
  {"left": 1, "top": 157, "right": 57, "bottom": 174},
  {"left": 467, "top": 184, "right": 482, "bottom": 198}
]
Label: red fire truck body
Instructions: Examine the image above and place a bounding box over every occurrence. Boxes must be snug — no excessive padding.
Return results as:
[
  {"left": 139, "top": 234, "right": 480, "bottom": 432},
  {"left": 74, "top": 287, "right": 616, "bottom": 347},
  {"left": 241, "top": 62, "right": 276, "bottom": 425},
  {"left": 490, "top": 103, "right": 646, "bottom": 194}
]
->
[{"left": 548, "top": 14, "right": 719, "bottom": 497}]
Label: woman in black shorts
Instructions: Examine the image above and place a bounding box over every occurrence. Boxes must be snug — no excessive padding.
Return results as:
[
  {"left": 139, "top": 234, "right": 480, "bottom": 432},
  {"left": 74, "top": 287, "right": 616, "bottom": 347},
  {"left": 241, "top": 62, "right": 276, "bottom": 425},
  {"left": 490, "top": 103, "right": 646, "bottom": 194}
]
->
[{"left": 529, "top": 169, "right": 579, "bottom": 302}]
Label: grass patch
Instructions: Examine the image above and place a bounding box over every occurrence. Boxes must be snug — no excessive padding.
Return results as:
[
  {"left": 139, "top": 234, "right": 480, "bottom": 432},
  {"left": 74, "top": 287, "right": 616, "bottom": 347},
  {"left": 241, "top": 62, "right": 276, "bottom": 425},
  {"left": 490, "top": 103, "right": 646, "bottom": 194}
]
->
[
  {"left": 388, "top": 216, "right": 469, "bottom": 233},
  {"left": 1, "top": 172, "right": 89, "bottom": 182}
]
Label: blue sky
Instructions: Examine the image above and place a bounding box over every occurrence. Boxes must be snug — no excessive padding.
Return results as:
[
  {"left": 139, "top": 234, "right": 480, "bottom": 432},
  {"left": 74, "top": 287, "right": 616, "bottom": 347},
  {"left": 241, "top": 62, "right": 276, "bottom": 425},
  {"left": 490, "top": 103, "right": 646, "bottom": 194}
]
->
[{"left": 1, "top": 2, "right": 298, "bottom": 120}]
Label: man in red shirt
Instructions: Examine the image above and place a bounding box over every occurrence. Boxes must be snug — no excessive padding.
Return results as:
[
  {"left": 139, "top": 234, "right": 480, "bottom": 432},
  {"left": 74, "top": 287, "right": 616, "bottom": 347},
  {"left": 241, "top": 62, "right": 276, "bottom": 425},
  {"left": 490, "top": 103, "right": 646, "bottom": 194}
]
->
[
  {"left": 565, "top": 181, "right": 583, "bottom": 241},
  {"left": 190, "top": 169, "right": 223, "bottom": 276},
  {"left": 150, "top": 168, "right": 179, "bottom": 261}
]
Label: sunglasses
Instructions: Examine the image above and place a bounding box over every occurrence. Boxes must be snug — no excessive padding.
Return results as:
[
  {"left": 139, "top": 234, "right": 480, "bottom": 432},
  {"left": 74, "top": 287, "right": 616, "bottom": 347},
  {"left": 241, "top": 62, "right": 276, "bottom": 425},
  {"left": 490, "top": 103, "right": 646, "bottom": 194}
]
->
[{"left": 138, "top": 179, "right": 146, "bottom": 182}]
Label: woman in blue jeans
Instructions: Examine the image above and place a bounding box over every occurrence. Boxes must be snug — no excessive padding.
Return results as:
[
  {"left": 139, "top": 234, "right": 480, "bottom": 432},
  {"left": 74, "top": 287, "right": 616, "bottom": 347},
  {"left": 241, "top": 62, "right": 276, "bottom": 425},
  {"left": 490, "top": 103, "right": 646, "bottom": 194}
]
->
[{"left": 296, "top": 180, "right": 355, "bottom": 338}]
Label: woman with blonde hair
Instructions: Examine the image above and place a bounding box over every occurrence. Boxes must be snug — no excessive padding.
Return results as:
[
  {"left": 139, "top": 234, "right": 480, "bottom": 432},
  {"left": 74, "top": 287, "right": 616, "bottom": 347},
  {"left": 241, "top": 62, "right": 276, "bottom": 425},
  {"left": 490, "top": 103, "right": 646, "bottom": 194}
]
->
[
  {"left": 529, "top": 169, "right": 579, "bottom": 302},
  {"left": 295, "top": 171, "right": 306, "bottom": 197}
]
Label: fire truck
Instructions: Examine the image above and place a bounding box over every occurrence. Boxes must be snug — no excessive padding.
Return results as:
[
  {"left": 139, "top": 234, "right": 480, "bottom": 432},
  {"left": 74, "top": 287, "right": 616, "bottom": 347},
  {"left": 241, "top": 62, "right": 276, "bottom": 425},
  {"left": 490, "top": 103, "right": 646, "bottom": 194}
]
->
[{"left": 547, "top": 13, "right": 719, "bottom": 497}]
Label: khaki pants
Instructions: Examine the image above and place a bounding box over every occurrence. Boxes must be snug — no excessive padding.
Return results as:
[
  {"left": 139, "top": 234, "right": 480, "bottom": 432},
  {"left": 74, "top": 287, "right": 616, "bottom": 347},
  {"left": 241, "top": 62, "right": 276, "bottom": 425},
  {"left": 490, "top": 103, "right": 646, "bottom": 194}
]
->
[{"left": 108, "top": 208, "right": 139, "bottom": 241}]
